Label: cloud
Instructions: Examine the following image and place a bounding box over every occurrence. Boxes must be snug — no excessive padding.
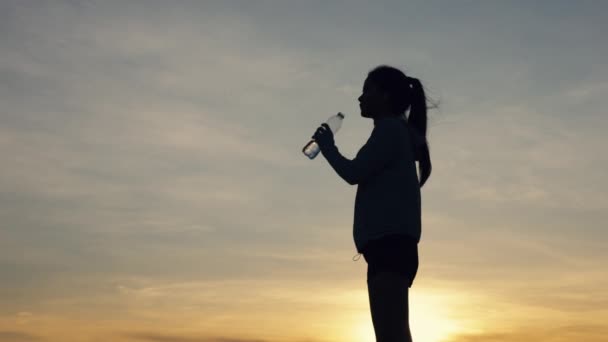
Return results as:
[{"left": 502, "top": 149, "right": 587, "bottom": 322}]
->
[
  {"left": 0, "top": 331, "right": 41, "bottom": 341},
  {"left": 114, "top": 278, "right": 367, "bottom": 313},
  {"left": 430, "top": 102, "right": 608, "bottom": 212},
  {"left": 15, "top": 312, "right": 34, "bottom": 325},
  {"left": 122, "top": 332, "right": 316, "bottom": 342},
  {"left": 122, "top": 332, "right": 205, "bottom": 342},
  {"left": 445, "top": 324, "right": 608, "bottom": 342},
  {"left": 122, "top": 332, "right": 211, "bottom": 342}
]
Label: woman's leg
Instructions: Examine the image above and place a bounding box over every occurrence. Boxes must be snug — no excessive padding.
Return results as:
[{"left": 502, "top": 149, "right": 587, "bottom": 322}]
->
[{"left": 367, "top": 271, "right": 413, "bottom": 342}]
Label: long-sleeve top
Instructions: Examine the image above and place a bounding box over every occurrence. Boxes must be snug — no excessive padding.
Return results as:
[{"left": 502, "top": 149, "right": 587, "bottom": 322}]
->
[{"left": 320, "top": 116, "right": 421, "bottom": 253}]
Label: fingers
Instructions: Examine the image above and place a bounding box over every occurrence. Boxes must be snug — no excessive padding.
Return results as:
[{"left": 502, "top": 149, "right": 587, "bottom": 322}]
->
[
  {"left": 312, "top": 127, "right": 322, "bottom": 139},
  {"left": 318, "top": 124, "right": 331, "bottom": 135},
  {"left": 312, "top": 124, "right": 329, "bottom": 139}
]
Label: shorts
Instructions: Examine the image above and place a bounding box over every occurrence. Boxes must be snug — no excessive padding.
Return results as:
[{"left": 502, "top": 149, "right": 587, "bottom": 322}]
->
[{"left": 361, "top": 234, "right": 419, "bottom": 287}]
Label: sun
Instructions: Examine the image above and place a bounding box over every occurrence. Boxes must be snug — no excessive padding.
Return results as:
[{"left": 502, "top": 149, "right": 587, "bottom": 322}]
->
[{"left": 349, "top": 290, "right": 462, "bottom": 342}]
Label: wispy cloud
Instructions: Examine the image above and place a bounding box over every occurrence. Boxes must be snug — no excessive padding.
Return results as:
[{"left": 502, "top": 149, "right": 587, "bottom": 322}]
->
[
  {"left": 0, "top": 331, "right": 41, "bottom": 341},
  {"left": 122, "top": 333, "right": 324, "bottom": 342},
  {"left": 122, "top": 332, "right": 269, "bottom": 342},
  {"left": 446, "top": 324, "right": 608, "bottom": 342}
]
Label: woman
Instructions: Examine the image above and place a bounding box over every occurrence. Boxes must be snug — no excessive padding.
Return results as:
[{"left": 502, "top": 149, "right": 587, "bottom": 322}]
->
[{"left": 312, "top": 65, "right": 433, "bottom": 342}]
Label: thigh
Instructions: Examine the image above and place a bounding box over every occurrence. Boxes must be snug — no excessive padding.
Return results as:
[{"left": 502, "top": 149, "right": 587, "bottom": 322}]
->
[{"left": 363, "top": 234, "right": 419, "bottom": 287}]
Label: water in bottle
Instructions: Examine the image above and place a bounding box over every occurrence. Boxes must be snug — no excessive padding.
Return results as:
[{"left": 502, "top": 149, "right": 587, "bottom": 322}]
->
[{"left": 302, "top": 113, "right": 345, "bottom": 159}]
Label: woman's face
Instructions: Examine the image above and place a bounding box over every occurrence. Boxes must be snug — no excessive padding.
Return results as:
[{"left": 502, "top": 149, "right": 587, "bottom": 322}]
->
[{"left": 358, "top": 78, "right": 390, "bottom": 118}]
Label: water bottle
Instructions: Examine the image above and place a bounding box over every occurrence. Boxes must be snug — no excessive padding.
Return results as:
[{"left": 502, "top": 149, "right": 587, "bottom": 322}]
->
[{"left": 302, "top": 112, "right": 345, "bottom": 159}]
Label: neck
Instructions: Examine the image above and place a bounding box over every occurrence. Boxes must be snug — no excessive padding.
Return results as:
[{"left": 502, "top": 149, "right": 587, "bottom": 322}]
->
[{"left": 373, "top": 111, "right": 396, "bottom": 125}]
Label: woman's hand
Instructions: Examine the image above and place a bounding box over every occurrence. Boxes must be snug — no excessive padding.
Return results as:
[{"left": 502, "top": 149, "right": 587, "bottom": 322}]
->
[{"left": 312, "top": 123, "right": 335, "bottom": 150}]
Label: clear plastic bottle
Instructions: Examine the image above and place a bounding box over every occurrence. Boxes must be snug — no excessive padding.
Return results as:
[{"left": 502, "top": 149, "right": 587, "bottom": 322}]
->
[{"left": 302, "top": 112, "right": 345, "bottom": 159}]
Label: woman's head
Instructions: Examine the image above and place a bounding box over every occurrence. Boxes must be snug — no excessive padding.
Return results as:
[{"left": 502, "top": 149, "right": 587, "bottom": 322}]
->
[
  {"left": 359, "top": 66, "right": 414, "bottom": 118},
  {"left": 360, "top": 65, "right": 434, "bottom": 187},
  {"left": 358, "top": 77, "right": 392, "bottom": 119}
]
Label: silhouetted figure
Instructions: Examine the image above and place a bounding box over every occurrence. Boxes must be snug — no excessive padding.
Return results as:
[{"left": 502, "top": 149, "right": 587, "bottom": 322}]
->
[{"left": 312, "top": 65, "right": 433, "bottom": 342}]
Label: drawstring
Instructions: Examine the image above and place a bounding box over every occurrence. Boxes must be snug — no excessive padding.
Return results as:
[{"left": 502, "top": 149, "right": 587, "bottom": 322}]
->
[{"left": 352, "top": 253, "right": 362, "bottom": 261}]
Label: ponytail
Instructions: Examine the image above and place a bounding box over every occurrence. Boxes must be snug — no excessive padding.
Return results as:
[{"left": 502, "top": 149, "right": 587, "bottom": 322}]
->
[
  {"left": 367, "top": 65, "right": 434, "bottom": 188},
  {"left": 407, "top": 77, "right": 432, "bottom": 188}
]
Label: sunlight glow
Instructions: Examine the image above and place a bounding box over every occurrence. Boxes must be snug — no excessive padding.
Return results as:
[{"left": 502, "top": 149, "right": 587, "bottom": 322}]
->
[
  {"left": 348, "top": 290, "right": 464, "bottom": 342},
  {"left": 410, "top": 294, "right": 461, "bottom": 342}
]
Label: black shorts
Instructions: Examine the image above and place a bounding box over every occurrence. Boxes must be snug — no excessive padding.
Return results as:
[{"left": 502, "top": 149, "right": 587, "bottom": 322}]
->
[{"left": 362, "top": 234, "right": 419, "bottom": 287}]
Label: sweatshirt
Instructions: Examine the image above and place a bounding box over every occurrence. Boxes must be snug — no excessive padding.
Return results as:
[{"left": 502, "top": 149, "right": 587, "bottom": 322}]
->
[{"left": 320, "top": 116, "right": 421, "bottom": 254}]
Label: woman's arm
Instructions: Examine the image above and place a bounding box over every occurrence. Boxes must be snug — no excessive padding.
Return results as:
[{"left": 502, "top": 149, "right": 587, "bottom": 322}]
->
[{"left": 321, "top": 120, "right": 397, "bottom": 185}]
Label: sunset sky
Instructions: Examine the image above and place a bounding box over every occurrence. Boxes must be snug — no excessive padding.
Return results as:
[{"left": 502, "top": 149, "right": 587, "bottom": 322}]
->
[{"left": 1, "top": 1, "right": 607, "bottom": 342}]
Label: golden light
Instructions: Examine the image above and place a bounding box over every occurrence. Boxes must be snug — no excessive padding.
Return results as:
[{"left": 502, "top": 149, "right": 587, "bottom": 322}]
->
[
  {"left": 409, "top": 292, "right": 461, "bottom": 342},
  {"left": 347, "top": 290, "right": 465, "bottom": 342}
]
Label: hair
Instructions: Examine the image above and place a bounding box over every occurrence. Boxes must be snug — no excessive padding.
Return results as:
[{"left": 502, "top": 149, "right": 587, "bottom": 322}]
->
[{"left": 367, "top": 65, "right": 436, "bottom": 188}]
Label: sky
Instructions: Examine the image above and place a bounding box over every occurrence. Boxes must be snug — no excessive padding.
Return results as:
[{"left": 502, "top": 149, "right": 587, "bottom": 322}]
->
[{"left": 1, "top": 1, "right": 607, "bottom": 341}]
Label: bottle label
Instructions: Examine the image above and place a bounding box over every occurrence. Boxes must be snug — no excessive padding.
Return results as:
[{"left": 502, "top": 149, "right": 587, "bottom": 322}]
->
[{"left": 302, "top": 140, "right": 320, "bottom": 159}]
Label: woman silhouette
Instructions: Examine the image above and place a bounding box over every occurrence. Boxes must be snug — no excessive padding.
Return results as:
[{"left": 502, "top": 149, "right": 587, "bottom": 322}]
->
[{"left": 312, "top": 65, "right": 432, "bottom": 342}]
